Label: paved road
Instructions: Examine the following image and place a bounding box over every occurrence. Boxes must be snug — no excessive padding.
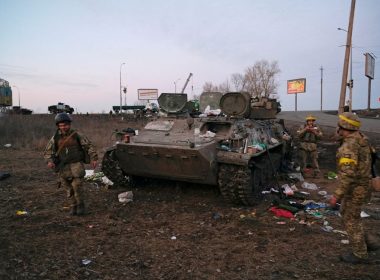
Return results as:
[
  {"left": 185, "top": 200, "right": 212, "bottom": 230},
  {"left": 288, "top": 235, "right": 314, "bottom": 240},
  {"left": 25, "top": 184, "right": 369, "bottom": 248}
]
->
[{"left": 278, "top": 111, "right": 380, "bottom": 133}]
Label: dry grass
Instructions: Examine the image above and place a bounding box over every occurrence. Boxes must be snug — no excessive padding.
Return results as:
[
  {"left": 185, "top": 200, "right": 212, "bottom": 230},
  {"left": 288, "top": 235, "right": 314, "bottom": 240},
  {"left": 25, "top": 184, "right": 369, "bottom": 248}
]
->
[{"left": 0, "top": 114, "right": 146, "bottom": 153}]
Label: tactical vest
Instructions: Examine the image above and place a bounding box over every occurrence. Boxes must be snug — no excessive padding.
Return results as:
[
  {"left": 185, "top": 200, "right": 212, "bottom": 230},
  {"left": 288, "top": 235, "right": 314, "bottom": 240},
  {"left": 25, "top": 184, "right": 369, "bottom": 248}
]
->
[
  {"left": 54, "top": 131, "right": 85, "bottom": 165},
  {"left": 300, "top": 125, "right": 318, "bottom": 143}
]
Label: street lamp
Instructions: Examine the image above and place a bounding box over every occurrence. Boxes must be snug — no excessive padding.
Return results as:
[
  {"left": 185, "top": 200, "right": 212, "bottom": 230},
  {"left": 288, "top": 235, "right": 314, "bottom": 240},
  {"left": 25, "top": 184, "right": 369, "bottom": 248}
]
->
[
  {"left": 338, "top": 27, "right": 353, "bottom": 112},
  {"left": 12, "top": 85, "right": 20, "bottom": 107},
  {"left": 120, "top": 62, "right": 126, "bottom": 114},
  {"left": 174, "top": 78, "right": 180, "bottom": 93}
]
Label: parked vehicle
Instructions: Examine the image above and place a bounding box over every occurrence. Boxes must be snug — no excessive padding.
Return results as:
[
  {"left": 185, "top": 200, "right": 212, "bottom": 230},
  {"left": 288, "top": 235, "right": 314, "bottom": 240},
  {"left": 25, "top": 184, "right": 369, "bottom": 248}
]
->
[{"left": 48, "top": 102, "right": 74, "bottom": 114}]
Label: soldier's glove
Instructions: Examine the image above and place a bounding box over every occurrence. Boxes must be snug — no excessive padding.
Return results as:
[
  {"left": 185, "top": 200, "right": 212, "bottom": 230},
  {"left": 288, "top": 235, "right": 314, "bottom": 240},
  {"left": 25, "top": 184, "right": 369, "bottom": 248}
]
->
[{"left": 329, "top": 196, "right": 337, "bottom": 208}]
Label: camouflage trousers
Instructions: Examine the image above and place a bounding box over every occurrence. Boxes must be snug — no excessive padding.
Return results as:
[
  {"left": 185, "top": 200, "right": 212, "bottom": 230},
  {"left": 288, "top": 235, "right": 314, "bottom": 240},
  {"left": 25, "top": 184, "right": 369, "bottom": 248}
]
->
[
  {"left": 59, "top": 162, "right": 86, "bottom": 207},
  {"left": 299, "top": 148, "right": 319, "bottom": 172},
  {"left": 341, "top": 195, "right": 368, "bottom": 259}
]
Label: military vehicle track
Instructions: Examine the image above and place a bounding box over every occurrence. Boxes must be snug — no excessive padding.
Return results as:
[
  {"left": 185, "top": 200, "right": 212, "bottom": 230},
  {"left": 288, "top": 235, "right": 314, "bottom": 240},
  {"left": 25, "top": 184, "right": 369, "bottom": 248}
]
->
[
  {"left": 218, "top": 153, "right": 281, "bottom": 205},
  {"left": 102, "top": 148, "right": 128, "bottom": 186}
]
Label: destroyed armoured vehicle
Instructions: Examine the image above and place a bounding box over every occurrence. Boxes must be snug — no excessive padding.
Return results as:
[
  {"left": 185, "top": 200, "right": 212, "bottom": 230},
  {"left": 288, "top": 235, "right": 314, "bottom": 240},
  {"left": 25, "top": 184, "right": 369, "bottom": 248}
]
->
[{"left": 102, "top": 92, "right": 289, "bottom": 205}]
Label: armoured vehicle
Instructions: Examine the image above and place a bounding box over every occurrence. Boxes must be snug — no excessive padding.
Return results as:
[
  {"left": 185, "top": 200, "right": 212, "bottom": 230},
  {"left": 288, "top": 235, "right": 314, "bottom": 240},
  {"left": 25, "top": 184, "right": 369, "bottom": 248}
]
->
[
  {"left": 102, "top": 92, "right": 288, "bottom": 205},
  {"left": 48, "top": 102, "right": 74, "bottom": 114}
]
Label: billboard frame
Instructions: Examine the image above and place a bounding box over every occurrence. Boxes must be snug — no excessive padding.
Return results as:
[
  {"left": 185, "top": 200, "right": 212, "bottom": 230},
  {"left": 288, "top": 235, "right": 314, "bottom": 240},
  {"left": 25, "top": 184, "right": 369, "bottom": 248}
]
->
[
  {"left": 138, "top": 88, "right": 158, "bottom": 100},
  {"left": 287, "top": 78, "right": 306, "bottom": 94},
  {"left": 365, "top": 53, "right": 375, "bottom": 79}
]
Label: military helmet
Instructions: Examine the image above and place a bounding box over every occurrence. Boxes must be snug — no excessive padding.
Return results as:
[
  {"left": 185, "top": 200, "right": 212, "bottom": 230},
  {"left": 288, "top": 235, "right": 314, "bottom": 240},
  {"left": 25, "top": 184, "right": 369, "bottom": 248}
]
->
[
  {"left": 306, "top": 115, "right": 316, "bottom": 121},
  {"left": 338, "top": 112, "right": 360, "bottom": 131},
  {"left": 55, "top": 112, "right": 72, "bottom": 125}
]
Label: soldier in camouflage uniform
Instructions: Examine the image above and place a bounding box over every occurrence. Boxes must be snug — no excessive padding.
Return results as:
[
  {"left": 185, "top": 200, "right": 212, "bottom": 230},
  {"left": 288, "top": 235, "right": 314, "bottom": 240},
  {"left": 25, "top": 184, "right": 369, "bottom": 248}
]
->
[
  {"left": 296, "top": 115, "right": 323, "bottom": 176},
  {"left": 44, "top": 113, "right": 98, "bottom": 216},
  {"left": 329, "top": 112, "right": 372, "bottom": 264}
]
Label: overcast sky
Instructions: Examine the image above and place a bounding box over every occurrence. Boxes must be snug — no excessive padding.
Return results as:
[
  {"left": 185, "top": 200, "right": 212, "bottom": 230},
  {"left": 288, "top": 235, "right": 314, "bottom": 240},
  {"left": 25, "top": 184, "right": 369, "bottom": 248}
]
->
[{"left": 1, "top": 0, "right": 379, "bottom": 113}]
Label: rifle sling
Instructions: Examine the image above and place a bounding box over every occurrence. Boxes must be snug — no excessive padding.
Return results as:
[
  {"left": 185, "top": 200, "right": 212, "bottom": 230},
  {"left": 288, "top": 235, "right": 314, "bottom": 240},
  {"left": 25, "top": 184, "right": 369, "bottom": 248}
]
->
[{"left": 55, "top": 131, "right": 78, "bottom": 157}]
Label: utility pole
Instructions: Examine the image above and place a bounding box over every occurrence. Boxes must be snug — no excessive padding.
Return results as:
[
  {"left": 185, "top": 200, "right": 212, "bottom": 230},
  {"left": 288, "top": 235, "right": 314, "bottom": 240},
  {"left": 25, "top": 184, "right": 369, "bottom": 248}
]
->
[
  {"left": 338, "top": 0, "right": 355, "bottom": 114},
  {"left": 120, "top": 62, "right": 125, "bottom": 114},
  {"left": 320, "top": 66, "right": 323, "bottom": 111}
]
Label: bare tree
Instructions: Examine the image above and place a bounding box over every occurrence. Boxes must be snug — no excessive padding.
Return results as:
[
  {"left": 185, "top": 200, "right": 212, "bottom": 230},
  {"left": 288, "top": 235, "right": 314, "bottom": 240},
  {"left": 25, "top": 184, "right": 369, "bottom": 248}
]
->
[
  {"left": 230, "top": 73, "right": 245, "bottom": 91},
  {"left": 244, "top": 60, "right": 280, "bottom": 98},
  {"left": 202, "top": 82, "right": 219, "bottom": 92},
  {"left": 218, "top": 79, "right": 230, "bottom": 93},
  {"left": 202, "top": 60, "right": 280, "bottom": 98}
]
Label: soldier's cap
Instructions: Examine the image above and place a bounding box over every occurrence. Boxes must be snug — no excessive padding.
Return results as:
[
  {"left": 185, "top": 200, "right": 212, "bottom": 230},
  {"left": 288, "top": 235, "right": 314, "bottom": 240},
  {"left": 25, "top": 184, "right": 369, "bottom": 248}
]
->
[
  {"left": 338, "top": 112, "right": 361, "bottom": 130},
  {"left": 306, "top": 115, "right": 316, "bottom": 121}
]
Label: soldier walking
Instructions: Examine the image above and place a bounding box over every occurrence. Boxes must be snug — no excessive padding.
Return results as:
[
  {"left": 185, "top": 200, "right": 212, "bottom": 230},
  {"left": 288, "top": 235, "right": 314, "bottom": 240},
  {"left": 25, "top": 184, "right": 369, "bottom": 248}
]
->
[
  {"left": 44, "top": 113, "right": 98, "bottom": 215},
  {"left": 329, "top": 112, "right": 374, "bottom": 264},
  {"left": 296, "top": 115, "right": 323, "bottom": 177}
]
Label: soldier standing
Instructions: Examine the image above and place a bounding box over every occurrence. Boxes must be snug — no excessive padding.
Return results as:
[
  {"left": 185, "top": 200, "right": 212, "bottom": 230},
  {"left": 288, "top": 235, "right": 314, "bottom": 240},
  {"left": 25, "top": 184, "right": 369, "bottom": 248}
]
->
[
  {"left": 296, "top": 115, "right": 323, "bottom": 176},
  {"left": 44, "top": 113, "right": 98, "bottom": 216},
  {"left": 329, "top": 112, "right": 373, "bottom": 264}
]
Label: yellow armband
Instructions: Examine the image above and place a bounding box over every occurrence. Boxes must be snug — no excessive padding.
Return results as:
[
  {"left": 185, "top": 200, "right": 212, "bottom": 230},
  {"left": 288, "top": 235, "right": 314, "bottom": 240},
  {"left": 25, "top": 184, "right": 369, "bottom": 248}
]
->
[{"left": 339, "top": 157, "right": 357, "bottom": 166}]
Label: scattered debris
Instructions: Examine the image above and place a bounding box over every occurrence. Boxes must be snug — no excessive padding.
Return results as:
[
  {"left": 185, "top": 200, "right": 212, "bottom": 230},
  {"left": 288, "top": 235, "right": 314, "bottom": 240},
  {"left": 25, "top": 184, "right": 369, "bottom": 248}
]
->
[
  {"left": 321, "top": 221, "right": 334, "bottom": 232},
  {"left": 318, "top": 191, "right": 327, "bottom": 196},
  {"left": 326, "top": 171, "right": 338, "bottom": 180},
  {"left": 269, "top": 207, "right": 294, "bottom": 219},
  {"left": 101, "top": 176, "right": 114, "bottom": 186},
  {"left": 118, "top": 191, "right": 133, "bottom": 203},
  {"left": 302, "top": 182, "right": 318, "bottom": 190},
  {"left": 16, "top": 210, "right": 28, "bottom": 216},
  {"left": 200, "top": 131, "right": 216, "bottom": 138},
  {"left": 333, "top": 229, "right": 348, "bottom": 235},
  {"left": 360, "top": 211, "right": 370, "bottom": 218},
  {"left": 0, "top": 171, "right": 11, "bottom": 180},
  {"left": 81, "top": 259, "right": 92, "bottom": 266},
  {"left": 212, "top": 212, "right": 222, "bottom": 220}
]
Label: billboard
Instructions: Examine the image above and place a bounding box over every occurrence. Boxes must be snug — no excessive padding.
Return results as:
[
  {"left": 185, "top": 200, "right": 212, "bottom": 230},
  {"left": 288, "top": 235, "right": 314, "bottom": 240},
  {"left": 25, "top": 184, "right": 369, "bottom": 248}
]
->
[
  {"left": 287, "top": 78, "right": 306, "bottom": 94},
  {"left": 138, "top": 88, "right": 158, "bottom": 100},
  {"left": 365, "top": 53, "right": 375, "bottom": 79}
]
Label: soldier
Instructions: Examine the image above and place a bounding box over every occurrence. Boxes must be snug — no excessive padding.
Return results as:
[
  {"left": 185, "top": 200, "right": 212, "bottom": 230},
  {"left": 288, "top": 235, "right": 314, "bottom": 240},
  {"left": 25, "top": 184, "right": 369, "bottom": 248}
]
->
[
  {"left": 296, "top": 115, "right": 323, "bottom": 176},
  {"left": 44, "top": 113, "right": 98, "bottom": 216},
  {"left": 329, "top": 112, "right": 373, "bottom": 264}
]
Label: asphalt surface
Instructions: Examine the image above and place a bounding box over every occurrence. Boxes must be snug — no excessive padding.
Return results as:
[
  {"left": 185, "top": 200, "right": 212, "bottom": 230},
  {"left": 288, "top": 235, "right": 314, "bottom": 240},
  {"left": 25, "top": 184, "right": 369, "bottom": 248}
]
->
[{"left": 278, "top": 111, "right": 380, "bottom": 133}]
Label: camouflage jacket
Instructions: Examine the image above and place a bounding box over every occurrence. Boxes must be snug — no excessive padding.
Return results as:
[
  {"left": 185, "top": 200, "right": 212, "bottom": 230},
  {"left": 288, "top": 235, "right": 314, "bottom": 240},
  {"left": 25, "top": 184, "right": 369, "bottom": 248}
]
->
[
  {"left": 334, "top": 131, "right": 372, "bottom": 201},
  {"left": 44, "top": 129, "right": 98, "bottom": 165},
  {"left": 297, "top": 124, "right": 323, "bottom": 151}
]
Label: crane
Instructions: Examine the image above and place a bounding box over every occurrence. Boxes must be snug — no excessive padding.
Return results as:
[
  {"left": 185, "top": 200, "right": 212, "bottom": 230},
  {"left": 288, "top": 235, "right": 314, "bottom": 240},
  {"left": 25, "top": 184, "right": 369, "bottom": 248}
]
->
[{"left": 180, "top": 73, "right": 193, "bottom": 94}]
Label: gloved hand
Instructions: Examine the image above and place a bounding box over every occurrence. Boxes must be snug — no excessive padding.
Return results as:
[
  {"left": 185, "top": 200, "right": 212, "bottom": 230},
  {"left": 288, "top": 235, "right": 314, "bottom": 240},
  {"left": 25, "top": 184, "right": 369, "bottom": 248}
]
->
[
  {"left": 329, "top": 195, "right": 338, "bottom": 207},
  {"left": 47, "top": 161, "right": 56, "bottom": 169},
  {"left": 91, "top": 160, "right": 98, "bottom": 170}
]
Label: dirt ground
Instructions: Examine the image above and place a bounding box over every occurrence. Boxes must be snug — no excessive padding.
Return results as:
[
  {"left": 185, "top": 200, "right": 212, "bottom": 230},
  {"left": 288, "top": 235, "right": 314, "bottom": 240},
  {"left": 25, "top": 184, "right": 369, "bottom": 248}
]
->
[{"left": 1, "top": 117, "right": 380, "bottom": 280}]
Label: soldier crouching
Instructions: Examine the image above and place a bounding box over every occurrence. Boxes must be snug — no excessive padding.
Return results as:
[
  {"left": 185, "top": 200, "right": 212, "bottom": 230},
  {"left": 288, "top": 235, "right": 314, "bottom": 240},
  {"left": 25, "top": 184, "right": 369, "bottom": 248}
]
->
[{"left": 44, "top": 113, "right": 98, "bottom": 216}]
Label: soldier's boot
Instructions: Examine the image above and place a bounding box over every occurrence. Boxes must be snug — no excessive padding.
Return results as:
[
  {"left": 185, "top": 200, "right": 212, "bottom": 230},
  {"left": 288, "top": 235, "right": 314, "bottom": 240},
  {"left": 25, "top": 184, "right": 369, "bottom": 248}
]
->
[
  {"left": 76, "top": 203, "right": 85, "bottom": 216},
  {"left": 366, "top": 233, "right": 380, "bottom": 251},
  {"left": 69, "top": 205, "right": 77, "bottom": 216},
  {"left": 340, "top": 253, "right": 369, "bottom": 264}
]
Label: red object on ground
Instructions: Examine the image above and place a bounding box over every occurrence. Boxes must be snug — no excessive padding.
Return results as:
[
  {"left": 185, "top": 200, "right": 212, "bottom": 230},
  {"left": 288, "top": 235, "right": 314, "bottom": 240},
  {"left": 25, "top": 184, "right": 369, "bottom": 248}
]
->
[{"left": 269, "top": 207, "right": 294, "bottom": 219}]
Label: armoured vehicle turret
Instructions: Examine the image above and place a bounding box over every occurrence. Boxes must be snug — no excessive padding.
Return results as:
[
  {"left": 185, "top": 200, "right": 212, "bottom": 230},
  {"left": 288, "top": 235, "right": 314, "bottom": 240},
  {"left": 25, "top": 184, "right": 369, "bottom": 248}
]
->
[{"left": 102, "top": 92, "right": 289, "bottom": 205}]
